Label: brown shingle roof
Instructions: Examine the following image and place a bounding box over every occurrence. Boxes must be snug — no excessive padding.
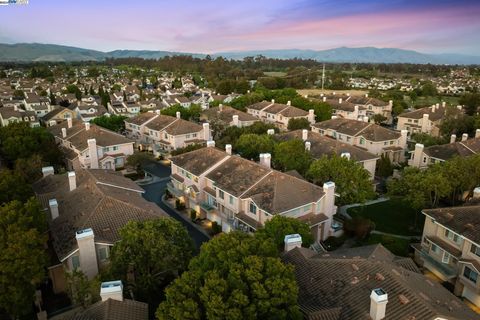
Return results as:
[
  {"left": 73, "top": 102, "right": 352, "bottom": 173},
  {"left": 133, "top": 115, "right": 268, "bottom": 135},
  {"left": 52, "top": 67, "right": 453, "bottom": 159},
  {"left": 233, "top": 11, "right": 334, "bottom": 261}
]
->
[
  {"left": 69, "top": 298, "right": 148, "bottom": 320},
  {"left": 246, "top": 100, "right": 272, "bottom": 111},
  {"left": 124, "top": 112, "right": 158, "bottom": 125},
  {"left": 399, "top": 105, "right": 452, "bottom": 121},
  {"left": 313, "top": 118, "right": 400, "bottom": 141},
  {"left": 170, "top": 147, "right": 228, "bottom": 176},
  {"left": 201, "top": 106, "right": 257, "bottom": 123}
]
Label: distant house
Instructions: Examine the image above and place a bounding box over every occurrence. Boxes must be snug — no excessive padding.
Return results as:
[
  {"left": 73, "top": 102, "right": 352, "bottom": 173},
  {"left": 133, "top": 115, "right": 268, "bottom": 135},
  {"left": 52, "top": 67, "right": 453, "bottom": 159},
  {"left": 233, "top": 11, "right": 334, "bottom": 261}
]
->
[
  {"left": 0, "top": 106, "right": 40, "bottom": 127},
  {"left": 169, "top": 145, "right": 338, "bottom": 242},
  {"left": 107, "top": 100, "right": 141, "bottom": 117},
  {"left": 200, "top": 104, "right": 257, "bottom": 128},
  {"left": 246, "top": 99, "right": 315, "bottom": 130},
  {"left": 23, "top": 92, "right": 53, "bottom": 117},
  {"left": 73, "top": 102, "right": 109, "bottom": 122},
  {"left": 33, "top": 168, "right": 167, "bottom": 293},
  {"left": 283, "top": 242, "right": 480, "bottom": 320},
  {"left": 311, "top": 118, "right": 408, "bottom": 163},
  {"left": 48, "top": 119, "right": 134, "bottom": 170},
  {"left": 41, "top": 106, "right": 77, "bottom": 127},
  {"left": 414, "top": 203, "right": 480, "bottom": 308},
  {"left": 275, "top": 129, "right": 379, "bottom": 179}
]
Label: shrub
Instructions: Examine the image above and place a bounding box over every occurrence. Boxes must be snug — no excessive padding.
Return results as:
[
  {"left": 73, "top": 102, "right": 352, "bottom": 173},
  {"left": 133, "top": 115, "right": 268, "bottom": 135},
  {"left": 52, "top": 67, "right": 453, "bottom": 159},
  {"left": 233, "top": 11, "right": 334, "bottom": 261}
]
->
[
  {"left": 190, "top": 209, "right": 197, "bottom": 221},
  {"left": 211, "top": 221, "right": 222, "bottom": 235},
  {"left": 165, "top": 189, "right": 172, "bottom": 199},
  {"left": 344, "top": 216, "right": 375, "bottom": 239},
  {"left": 175, "top": 199, "right": 185, "bottom": 210}
]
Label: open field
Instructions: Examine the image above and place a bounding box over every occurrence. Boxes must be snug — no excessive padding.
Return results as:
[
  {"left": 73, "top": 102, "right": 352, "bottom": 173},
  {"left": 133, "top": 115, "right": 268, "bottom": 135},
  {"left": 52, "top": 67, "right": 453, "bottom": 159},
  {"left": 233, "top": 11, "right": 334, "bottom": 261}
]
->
[
  {"left": 297, "top": 88, "right": 368, "bottom": 97},
  {"left": 263, "top": 71, "right": 287, "bottom": 77}
]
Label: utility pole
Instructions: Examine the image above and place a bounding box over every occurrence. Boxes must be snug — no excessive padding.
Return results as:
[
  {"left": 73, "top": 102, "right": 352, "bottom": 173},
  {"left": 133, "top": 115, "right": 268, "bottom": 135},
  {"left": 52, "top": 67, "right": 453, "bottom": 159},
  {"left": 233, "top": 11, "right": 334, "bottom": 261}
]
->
[{"left": 321, "top": 63, "right": 325, "bottom": 91}]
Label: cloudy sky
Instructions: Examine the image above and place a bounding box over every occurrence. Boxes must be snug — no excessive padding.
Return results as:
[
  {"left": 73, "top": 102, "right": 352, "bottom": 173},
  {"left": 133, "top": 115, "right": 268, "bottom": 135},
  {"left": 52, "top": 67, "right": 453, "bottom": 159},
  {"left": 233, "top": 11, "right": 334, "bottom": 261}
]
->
[{"left": 0, "top": 0, "right": 479, "bottom": 54}]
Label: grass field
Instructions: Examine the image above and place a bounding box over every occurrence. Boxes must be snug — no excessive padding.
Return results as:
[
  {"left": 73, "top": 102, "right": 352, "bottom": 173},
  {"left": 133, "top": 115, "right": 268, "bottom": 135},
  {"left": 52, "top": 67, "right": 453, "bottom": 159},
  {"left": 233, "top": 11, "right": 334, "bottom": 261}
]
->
[
  {"left": 297, "top": 88, "right": 368, "bottom": 97},
  {"left": 347, "top": 197, "right": 424, "bottom": 236},
  {"left": 263, "top": 71, "right": 287, "bottom": 77},
  {"left": 355, "top": 234, "right": 412, "bottom": 257},
  {"left": 404, "top": 95, "right": 460, "bottom": 108}
]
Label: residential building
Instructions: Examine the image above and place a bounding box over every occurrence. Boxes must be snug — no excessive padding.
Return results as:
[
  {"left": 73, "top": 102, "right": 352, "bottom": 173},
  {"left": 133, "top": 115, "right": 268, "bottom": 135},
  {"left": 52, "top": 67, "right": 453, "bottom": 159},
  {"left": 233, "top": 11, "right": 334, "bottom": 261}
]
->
[
  {"left": 312, "top": 118, "right": 408, "bottom": 163},
  {"left": 41, "top": 106, "right": 77, "bottom": 127},
  {"left": 169, "top": 145, "right": 337, "bottom": 242},
  {"left": 33, "top": 168, "right": 167, "bottom": 293},
  {"left": 23, "top": 92, "right": 53, "bottom": 117},
  {"left": 73, "top": 102, "right": 108, "bottom": 122},
  {"left": 0, "top": 106, "right": 40, "bottom": 127},
  {"left": 323, "top": 96, "right": 367, "bottom": 121},
  {"left": 283, "top": 241, "right": 480, "bottom": 320},
  {"left": 275, "top": 129, "right": 379, "bottom": 178},
  {"left": 397, "top": 103, "right": 462, "bottom": 137},
  {"left": 246, "top": 100, "right": 315, "bottom": 130},
  {"left": 107, "top": 100, "right": 141, "bottom": 117},
  {"left": 48, "top": 119, "right": 134, "bottom": 170},
  {"left": 414, "top": 203, "right": 480, "bottom": 308},
  {"left": 200, "top": 104, "right": 257, "bottom": 128},
  {"left": 409, "top": 132, "right": 480, "bottom": 168}
]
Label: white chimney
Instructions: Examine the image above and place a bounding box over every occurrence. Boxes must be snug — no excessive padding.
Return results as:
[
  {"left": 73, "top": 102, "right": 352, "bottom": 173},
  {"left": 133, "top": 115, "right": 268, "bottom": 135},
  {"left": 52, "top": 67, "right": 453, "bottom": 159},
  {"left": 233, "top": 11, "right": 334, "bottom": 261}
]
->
[
  {"left": 100, "top": 281, "right": 123, "bottom": 302},
  {"left": 400, "top": 130, "right": 408, "bottom": 149},
  {"left": 436, "top": 103, "right": 440, "bottom": 110},
  {"left": 473, "top": 187, "right": 480, "bottom": 199},
  {"left": 85, "top": 122, "right": 91, "bottom": 131},
  {"left": 68, "top": 171, "right": 76, "bottom": 191},
  {"left": 219, "top": 104, "right": 223, "bottom": 111},
  {"left": 305, "top": 141, "right": 311, "bottom": 151},
  {"left": 365, "top": 93, "right": 368, "bottom": 98},
  {"left": 475, "top": 129, "right": 480, "bottom": 139},
  {"left": 388, "top": 100, "right": 393, "bottom": 107},
  {"left": 450, "top": 134, "right": 457, "bottom": 144},
  {"left": 308, "top": 109, "right": 315, "bottom": 124},
  {"left": 341, "top": 152, "right": 351, "bottom": 160},
  {"left": 42, "top": 166, "right": 54, "bottom": 178},
  {"left": 61, "top": 128, "right": 67, "bottom": 138},
  {"left": 87, "top": 139, "right": 99, "bottom": 169},
  {"left": 155, "top": 109, "right": 161, "bottom": 115},
  {"left": 333, "top": 92, "right": 336, "bottom": 95},
  {"left": 322, "top": 97, "right": 327, "bottom": 102},
  {"left": 75, "top": 228, "right": 98, "bottom": 279},
  {"left": 203, "top": 122, "right": 211, "bottom": 141},
  {"left": 431, "top": 105, "right": 435, "bottom": 112},
  {"left": 176, "top": 111, "right": 181, "bottom": 119},
  {"left": 67, "top": 117, "right": 72, "bottom": 129},
  {"left": 339, "top": 98, "right": 343, "bottom": 104},
  {"left": 462, "top": 133, "right": 468, "bottom": 141},
  {"left": 322, "top": 181, "right": 336, "bottom": 219},
  {"left": 225, "top": 144, "right": 232, "bottom": 155},
  {"left": 49, "top": 199, "right": 59, "bottom": 220},
  {"left": 363, "top": 116, "right": 369, "bottom": 123},
  {"left": 411, "top": 143, "right": 425, "bottom": 168},
  {"left": 442, "top": 101, "right": 446, "bottom": 107},
  {"left": 370, "top": 288, "right": 388, "bottom": 320},
  {"left": 207, "top": 140, "right": 215, "bottom": 148},
  {"left": 267, "top": 129, "right": 275, "bottom": 135},
  {"left": 232, "top": 115, "right": 240, "bottom": 127},
  {"left": 287, "top": 100, "right": 291, "bottom": 106},
  {"left": 259, "top": 153, "right": 271, "bottom": 168},
  {"left": 271, "top": 99, "right": 275, "bottom": 104},
  {"left": 331, "top": 115, "right": 338, "bottom": 120},
  {"left": 457, "top": 105, "right": 462, "bottom": 110},
  {"left": 284, "top": 234, "right": 302, "bottom": 252},
  {"left": 302, "top": 129, "right": 308, "bottom": 141}
]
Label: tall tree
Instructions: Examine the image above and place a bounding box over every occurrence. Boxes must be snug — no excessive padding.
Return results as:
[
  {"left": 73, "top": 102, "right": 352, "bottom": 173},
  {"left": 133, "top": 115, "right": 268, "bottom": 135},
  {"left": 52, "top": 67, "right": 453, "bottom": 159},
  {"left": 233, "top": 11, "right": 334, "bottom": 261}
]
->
[
  {"left": 287, "top": 118, "right": 311, "bottom": 131},
  {"left": 235, "top": 134, "right": 275, "bottom": 161},
  {"left": 256, "top": 216, "right": 314, "bottom": 252},
  {"left": 273, "top": 139, "right": 312, "bottom": 175}
]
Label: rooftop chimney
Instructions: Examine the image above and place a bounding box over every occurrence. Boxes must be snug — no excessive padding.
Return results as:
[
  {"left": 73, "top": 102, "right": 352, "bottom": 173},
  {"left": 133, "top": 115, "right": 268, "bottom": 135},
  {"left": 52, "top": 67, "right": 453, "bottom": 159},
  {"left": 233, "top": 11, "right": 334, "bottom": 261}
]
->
[
  {"left": 85, "top": 122, "right": 91, "bottom": 131},
  {"left": 287, "top": 100, "right": 291, "bottom": 106},
  {"left": 87, "top": 139, "right": 99, "bottom": 169},
  {"left": 67, "top": 118, "right": 72, "bottom": 129},
  {"left": 462, "top": 133, "right": 468, "bottom": 141},
  {"left": 431, "top": 105, "right": 435, "bottom": 112},
  {"left": 49, "top": 199, "right": 59, "bottom": 220},
  {"left": 450, "top": 134, "right": 457, "bottom": 144},
  {"left": 370, "top": 288, "right": 388, "bottom": 320},
  {"left": 341, "top": 152, "right": 351, "bottom": 160},
  {"left": 284, "top": 234, "right": 302, "bottom": 252},
  {"left": 339, "top": 98, "right": 343, "bottom": 104},
  {"left": 100, "top": 281, "right": 123, "bottom": 302},
  {"left": 271, "top": 99, "right": 275, "bottom": 104},
  {"left": 476, "top": 129, "right": 480, "bottom": 139},
  {"left": 61, "top": 128, "right": 67, "bottom": 138},
  {"left": 322, "top": 181, "right": 336, "bottom": 218},
  {"left": 267, "top": 129, "right": 275, "bottom": 135},
  {"left": 176, "top": 111, "right": 181, "bottom": 119},
  {"left": 225, "top": 144, "right": 232, "bottom": 155},
  {"left": 331, "top": 115, "right": 338, "bottom": 120},
  {"left": 305, "top": 141, "right": 311, "bottom": 151},
  {"left": 302, "top": 129, "right": 308, "bottom": 141},
  {"left": 232, "top": 115, "right": 240, "bottom": 127},
  {"left": 259, "top": 153, "right": 271, "bottom": 168},
  {"left": 333, "top": 92, "right": 336, "bottom": 95},
  {"left": 219, "top": 104, "right": 223, "bottom": 111},
  {"left": 68, "top": 171, "right": 76, "bottom": 191},
  {"left": 365, "top": 93, "right": 368, "bottom": 98},
  {"left": 323, "top": 97, "right": 327, "bottom": 102},
  {"left": 363, "top": 116, "right": 369, "bottom": 123},
  {"left": 411, "top": 143, "right": 424, "bottom": 168},
  {"left": 473, "top": 187, "right": 480, "bottom": 199},
  {"left": 75, "top": 228, "right": 98, "bottom": 279},
  {"left": 203, "top": 122, "right": 211, "bottom": 141},
  {"left": 207, "top": 140, "right": 215, "bottom": 148},
  {"left": 436, "top": 103, "right": 440, "bottom": 110},
  {"left": 42, "top": 166, "right": 54, "bottom": 178},
  {"left": 308, "top": 109, "right": 315, "bottom": 124},
  {"left": 442, "top": 101, "right": 446, "bottom": 108},
  {"left": 155, "top": 109, "right": 160, "bottom": 115},
  {"left": 389, "top": 100, "right": 393, "bottom": 107}
]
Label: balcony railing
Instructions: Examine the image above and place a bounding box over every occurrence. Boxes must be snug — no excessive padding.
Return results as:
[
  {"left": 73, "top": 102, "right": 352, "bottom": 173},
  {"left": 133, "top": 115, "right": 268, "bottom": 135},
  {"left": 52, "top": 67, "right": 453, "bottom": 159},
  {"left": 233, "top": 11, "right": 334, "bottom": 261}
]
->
[
  {"left": 166, "top": 182, "right": 184, "bottom": 198},
  {"left": 419, "top": 249, "right": 457, "bottom": 279},
  {"left": 200, "top": 202, "right": 216, "bottom": 212}
]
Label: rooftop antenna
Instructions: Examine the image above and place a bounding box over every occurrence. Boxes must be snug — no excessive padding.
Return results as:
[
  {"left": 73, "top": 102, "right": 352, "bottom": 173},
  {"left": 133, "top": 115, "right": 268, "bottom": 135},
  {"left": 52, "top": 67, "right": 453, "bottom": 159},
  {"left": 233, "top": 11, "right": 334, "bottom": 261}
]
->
[{"left": 321, "top": 63, "right": 325, "bottom": 91}]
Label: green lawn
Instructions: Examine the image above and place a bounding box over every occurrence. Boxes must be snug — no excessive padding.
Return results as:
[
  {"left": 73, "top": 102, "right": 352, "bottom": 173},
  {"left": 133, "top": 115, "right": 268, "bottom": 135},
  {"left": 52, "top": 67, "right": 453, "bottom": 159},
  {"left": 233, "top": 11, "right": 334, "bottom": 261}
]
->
[
  {"left": 405, "top": 95, "right": 460, "bottom": 108},
  {"left": 355, "top": 234, "right": 412, "bottom": 257},
  {"left": 263, "top": 71, "right": 287, "bottom": 77},
  {"left": 347, "top": 198, "right": 424, "bottom": 236}
]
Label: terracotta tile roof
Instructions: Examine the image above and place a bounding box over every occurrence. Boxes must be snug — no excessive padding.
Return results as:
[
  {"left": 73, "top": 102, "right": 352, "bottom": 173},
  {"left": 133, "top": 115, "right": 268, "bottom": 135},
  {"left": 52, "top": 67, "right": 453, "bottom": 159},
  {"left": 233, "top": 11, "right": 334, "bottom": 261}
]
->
[
  {"left": 33, "top": 170, "right": 167, "bottom": 261},
  {"left": 282, "top": 245, "right": 480, "bottom": 320},
  {"left": 171, "top": 147, "right": 228, "bottom": 176},
  {"left": 69, "top": 298, "right": 148, "bottom": 320}
]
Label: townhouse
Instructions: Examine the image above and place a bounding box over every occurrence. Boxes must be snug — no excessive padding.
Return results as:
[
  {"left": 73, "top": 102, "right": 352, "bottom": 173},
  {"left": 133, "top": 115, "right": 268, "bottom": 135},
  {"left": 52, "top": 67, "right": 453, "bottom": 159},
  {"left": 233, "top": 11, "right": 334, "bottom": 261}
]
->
[
  {"left": 48, "top": 119, "right": 134, "bottom": 170},
  {"left": 409, "top": 131, "right": 480, "bottom": 168},
  {"left": 169, "top": 144, "right": 337, "bottom": 243},
  {"left": 200, "top": 104, "right": 257, "bottom": 128},
  {"left": 141, "top": 113, "right": 210, "bottom": 153},
  {"left": 323, "top": 96, "right": 367, "bottom": 121},
  {"left": 33, "top": 168, "right": 167, "bottom": 293},
  {"left": 347, "top": 94, "right": 393, "bottom": 121},
  {"left": 397, "top": 103, "right": 462, "bottom": 137},
  {"left": 283, "top": 241, "right": 480, "bottom": 320},
  {"left": 41, "top": 106, "right": 77, "bottom": 127},
  {"left": 107, "top": 100, "right": 141, "bottom": 117},
  {"left": 73, "top": 101, "right": 109, "bottom": 122},
  {"left": 246, "top": 99, "right": 315, "bottom": 130},
  {"left": 414, "top": 203, "right": 480, "bottom": 307},
  {"left": 23, "top": 92, "right": 53, "bottom": 117},
  {"left": 312, "top": 118, "right": 408, "bottom": 163},
  {"left": 275, "top": 129, "right": 379, "bottom": 179},
  {"left": 0, "top": 106, "right": 40, "bottom": 127}
]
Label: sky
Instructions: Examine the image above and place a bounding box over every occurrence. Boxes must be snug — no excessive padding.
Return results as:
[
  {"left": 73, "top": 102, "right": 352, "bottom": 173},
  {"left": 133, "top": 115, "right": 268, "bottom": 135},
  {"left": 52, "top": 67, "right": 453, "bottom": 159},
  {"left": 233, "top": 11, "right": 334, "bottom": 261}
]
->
[{"left": 0, "top": 0, "right": 479, "bottom": 54}]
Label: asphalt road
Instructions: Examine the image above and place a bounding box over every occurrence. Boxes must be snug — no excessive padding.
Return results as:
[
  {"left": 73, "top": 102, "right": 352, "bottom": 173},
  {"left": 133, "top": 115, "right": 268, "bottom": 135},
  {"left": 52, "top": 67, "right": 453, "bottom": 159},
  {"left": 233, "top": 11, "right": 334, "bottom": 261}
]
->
[{"left": 140, "top": 162, "right": 209, "bottom": 250}]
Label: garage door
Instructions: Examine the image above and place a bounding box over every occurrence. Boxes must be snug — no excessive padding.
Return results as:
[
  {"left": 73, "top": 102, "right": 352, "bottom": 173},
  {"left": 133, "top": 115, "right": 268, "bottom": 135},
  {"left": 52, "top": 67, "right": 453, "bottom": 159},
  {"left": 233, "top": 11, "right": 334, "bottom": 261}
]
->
[{"left": 462, "top": 286, "right": 480, "bottom": 307}]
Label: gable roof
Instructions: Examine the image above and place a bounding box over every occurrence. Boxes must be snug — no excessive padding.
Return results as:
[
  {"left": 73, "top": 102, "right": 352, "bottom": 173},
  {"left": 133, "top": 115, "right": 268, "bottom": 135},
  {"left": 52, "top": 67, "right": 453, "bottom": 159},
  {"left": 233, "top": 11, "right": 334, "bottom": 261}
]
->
[
  {"left": 69, "top": 298, "right": 148, "bottom": 320},
  {"left": 170, "top": 147, "right": 228, "bottom": 176},
  {"left": 144, "top": 114, "right": 202, "bottom": 135},
  {"left": 312, "top": 118, "right": 401, "bottom": 141},
  {"left": 201, "top": 105, "right": 257, "bottom": 123}
]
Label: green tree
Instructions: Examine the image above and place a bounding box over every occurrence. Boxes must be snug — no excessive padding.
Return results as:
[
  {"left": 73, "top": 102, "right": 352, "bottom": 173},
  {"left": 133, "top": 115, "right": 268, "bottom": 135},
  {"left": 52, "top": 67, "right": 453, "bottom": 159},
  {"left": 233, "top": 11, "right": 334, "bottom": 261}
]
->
[
  {"left": 420, "top": 81, "right": 437, "bottom": 97},
  {"left": 0, "top": 199, "right": 47, "bottom": 319},
  {"left": 126, "top": 152, "right": 155, "bottom": 173},
  {"left": 287, "top": 118, "right": 311, "bottom": 131},
  {"left": 91, "top": 115, "right": 128, "bottom": 132},
  {"left": 13, "top": 89, "right": 25, "bottom": 99},
  {"left": 376, "top": 154, "right": 394, "bottom": 178},
  {"left": 0, "top": 169, "right": 33, "bottom": 203},
  {"left": 411, "top": 133, "right": 448, "bottom": 147},
  {"left": 273, "top": 139, "right": 312, "bottom": 175},
  {"left": 157, "top": 232, "right": 301, "bottom": 320},
  {"left": 256, "top": 216, "right": 314, "bottom": 252},
  {"left": 109, "top": 219, "right": 194, "bottom": 304},
  {"left": 235, "top": 134, "right": 275, "bottom": 161},
  {"left": 459, "top": 93, "right": 480, "bottom": 116},
  {"left": 66, "top": 84, "right": 82, "bottom": 100},
  {"left": 307, "top": 154, "right": 375, "bottom": 205},
  {"left": 66, "top": 270, "right": 101, "bottom": 308},
  {"left": 372, "top": 114, "right": 387, "bottom": 125}
]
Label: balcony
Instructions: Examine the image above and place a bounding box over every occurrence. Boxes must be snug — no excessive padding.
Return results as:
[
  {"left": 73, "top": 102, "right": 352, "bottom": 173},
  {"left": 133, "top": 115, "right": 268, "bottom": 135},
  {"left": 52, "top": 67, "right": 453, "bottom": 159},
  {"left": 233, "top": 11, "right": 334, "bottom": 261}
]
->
[
  {"left": 166, "top": 182, "right": 184, "bottom": 198},
  {"left": 200, "top": 202, "right": 216, "bottom": 212},
  {"left": 419, "top": 249, "right": 457, "bottom": 279}
]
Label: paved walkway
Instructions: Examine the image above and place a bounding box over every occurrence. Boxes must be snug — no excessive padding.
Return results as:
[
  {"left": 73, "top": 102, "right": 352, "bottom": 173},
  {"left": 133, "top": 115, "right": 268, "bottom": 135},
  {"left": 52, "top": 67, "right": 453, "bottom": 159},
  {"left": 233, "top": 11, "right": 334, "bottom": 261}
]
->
[
  {"left": 370, "top": 230, "right": 421, "bottom": 240},
  {"left": 338, "top": 197, "right": 390, "bottom": 217}
]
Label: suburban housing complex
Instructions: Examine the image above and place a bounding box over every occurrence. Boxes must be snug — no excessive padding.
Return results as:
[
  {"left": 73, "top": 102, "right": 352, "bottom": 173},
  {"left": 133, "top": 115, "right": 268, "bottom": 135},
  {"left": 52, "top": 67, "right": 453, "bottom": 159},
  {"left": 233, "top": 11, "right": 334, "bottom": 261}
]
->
[{"left": 246, "top": 100, "right": 316, "bottom": 129}]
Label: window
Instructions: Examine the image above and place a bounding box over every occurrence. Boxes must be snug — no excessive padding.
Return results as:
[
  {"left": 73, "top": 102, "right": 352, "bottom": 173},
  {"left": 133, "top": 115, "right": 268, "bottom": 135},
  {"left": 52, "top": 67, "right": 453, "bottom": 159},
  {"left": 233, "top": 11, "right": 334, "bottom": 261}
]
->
[
  {"left": 219, "top": 190, "right": 224, "bottom": 199},
  {"left": 192, "top": 133, "right": 197, "bottom": 138},
  {"left": 229, "top": 195, "right": 234, "bottom": 205},
  {"left": 186, "top": 172, "right": 192, "bottom": 179},
  {"left": 470, "top": 244, "right": 480, "bottom": 257},
  {"left": 104, "top": 147, "right": 110, "bottom": 152},
  {"left": 98, "top": 247, "right": 109, "bottom": 261},
  {"left": 360, "top": 138, "right": 365, "bottom": 145},
  {"left": 113, "top": 146, "right": 119, "bottom": 151},
  {"left": 72, "top": 255, "right": 80, "bottom": 270},
  {"left": 442, "top": 252, "right": 451, "bottom": 264},
  {"left": 463, "top": 266, "right": 478, "bottom": 284},
  {"left": 346, "top": 136, "right": 351, "bottom": 142},
  {"left": 186, "top": 134, "right": 191, "bottom": 139},
  {"left": 164, "top": 133, "right": 168, "bottom": 139},
  {"left": 249, "top": 202, "right": 257, "bottom": 215},
  {"left": 431, "top": 243, "right": 440, "bottom": 254},
  {"left": 445, "top": 229, "right": 462, "bottom": 244}
]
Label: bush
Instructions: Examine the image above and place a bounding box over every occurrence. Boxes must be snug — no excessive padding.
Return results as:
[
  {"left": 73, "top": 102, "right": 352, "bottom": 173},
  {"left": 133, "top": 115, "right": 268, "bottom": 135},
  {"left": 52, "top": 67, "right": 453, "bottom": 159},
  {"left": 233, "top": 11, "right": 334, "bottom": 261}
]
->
[
  {"left": 211, "top": 221, "right": 222, "bottom": 235},
  {"left": 175, "top": 199, "right": 185, "bottom": 210},
  {"left": 190, "top": 209, "right": 197, "bottom": 221},
  {"left": 165, "top": 189, "right": 172, "bottom": 199},
  {"left": 344, "top": 216, "right": 375, "bottom": 239}
]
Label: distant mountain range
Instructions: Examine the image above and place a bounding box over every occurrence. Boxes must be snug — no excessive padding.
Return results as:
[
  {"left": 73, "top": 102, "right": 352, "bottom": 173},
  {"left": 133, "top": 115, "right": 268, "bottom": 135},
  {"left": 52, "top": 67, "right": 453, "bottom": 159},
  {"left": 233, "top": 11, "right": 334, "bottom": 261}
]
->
[{"left": 0, "top": 43, "right": 479, "bottom": 65}]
